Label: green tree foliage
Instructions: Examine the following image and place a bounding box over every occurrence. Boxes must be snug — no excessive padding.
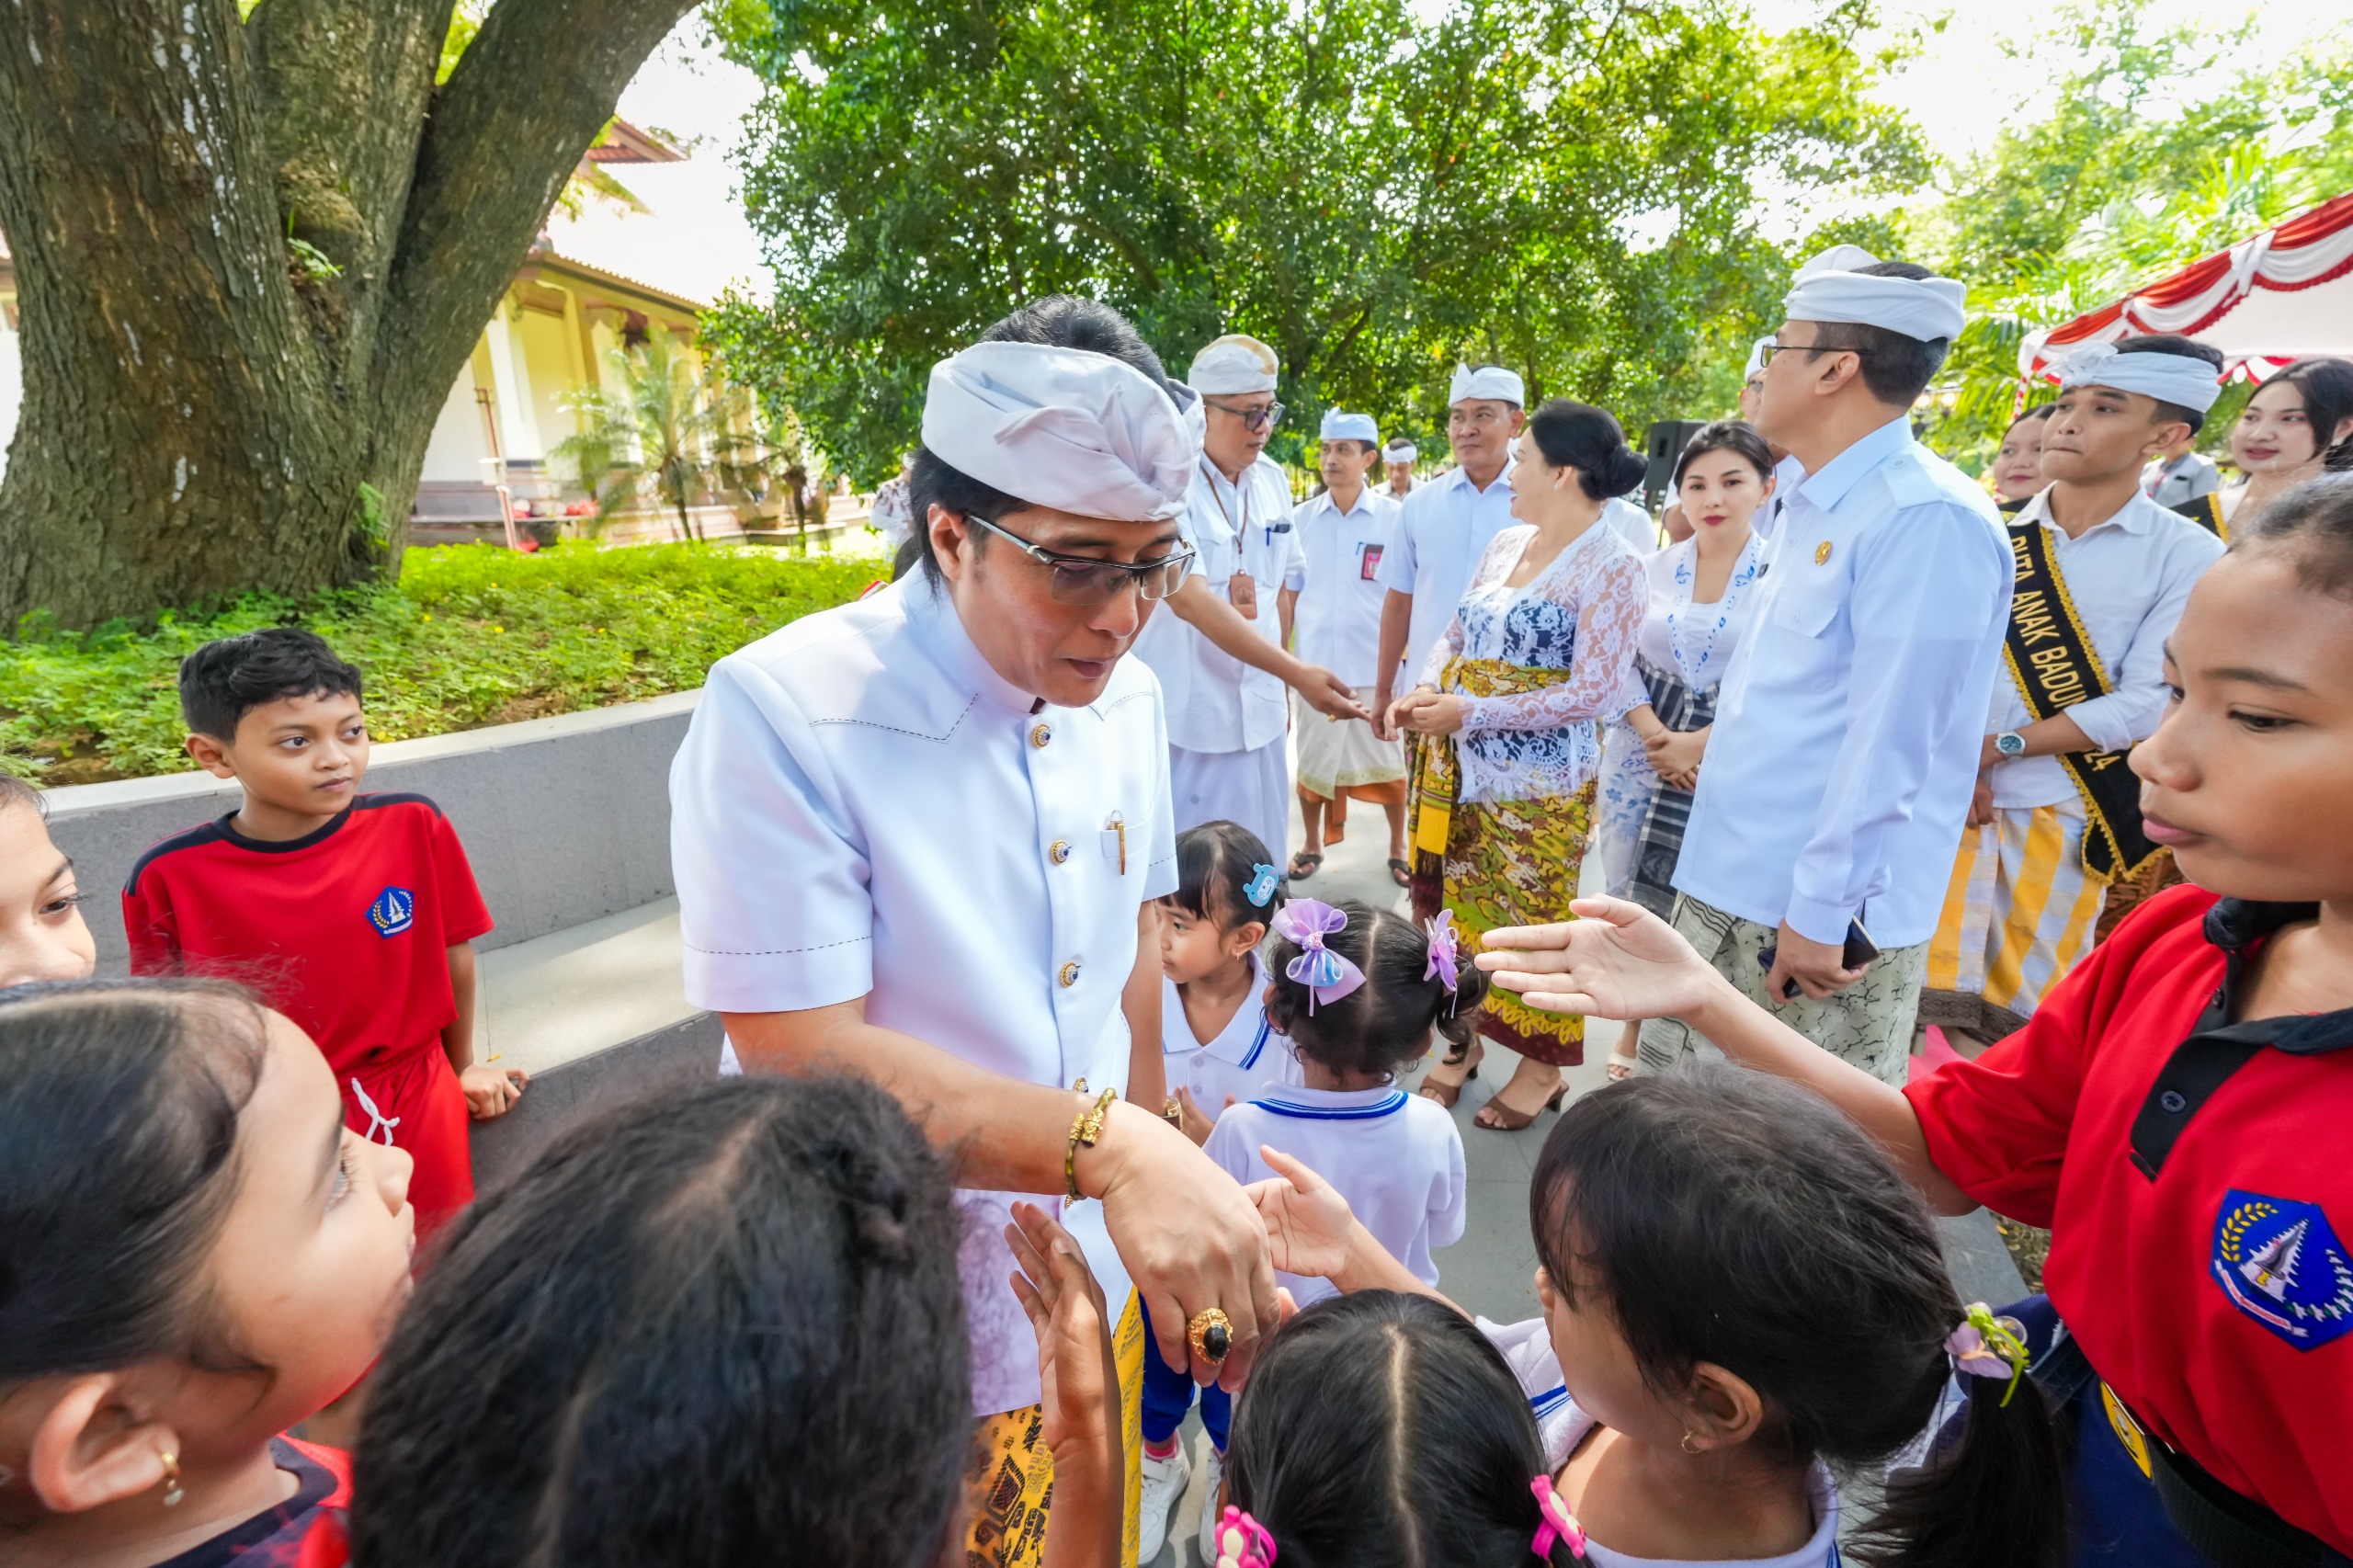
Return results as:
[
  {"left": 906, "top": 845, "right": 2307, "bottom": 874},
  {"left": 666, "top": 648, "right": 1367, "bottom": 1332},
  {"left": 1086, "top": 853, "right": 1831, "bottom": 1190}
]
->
[
  {"left": 704, "top": 0, "right": 1928, "bottom": 481},
  {"left": 1910, "top": 2, "right": 2353, "bottom": 455},
  {"left": 551, "top": 329, "right": 743, "bottom": 542}
]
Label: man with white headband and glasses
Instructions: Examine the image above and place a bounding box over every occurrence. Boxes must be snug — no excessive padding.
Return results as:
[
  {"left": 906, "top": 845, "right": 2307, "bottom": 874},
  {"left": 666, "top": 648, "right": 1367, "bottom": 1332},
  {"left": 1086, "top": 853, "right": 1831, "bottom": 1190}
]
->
[
  {"left": 1923, "top": 335, "right": 2226, "bottom": 1043},
  {"left": 1624, "top": 248, "right": 2014, "bottom": 1085},
  {"left": 668, "top": 296, "right": 1279, "bottom": 1566},
  {"left": 1132, "top": 333, "right": 1368, "bottom": 858},
  {"left": 1372, "top": 362, "right": 1528, "bottom": 733},
  {"left": 1280, "top": 409, "right": 1410, "bottom": 884}
]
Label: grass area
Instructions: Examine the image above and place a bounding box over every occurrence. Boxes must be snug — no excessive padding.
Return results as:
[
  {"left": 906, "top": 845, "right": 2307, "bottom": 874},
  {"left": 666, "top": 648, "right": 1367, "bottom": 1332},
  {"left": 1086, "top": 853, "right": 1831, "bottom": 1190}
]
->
[{"left": 1, "top": 542, "right": 882, "bottom": 787}]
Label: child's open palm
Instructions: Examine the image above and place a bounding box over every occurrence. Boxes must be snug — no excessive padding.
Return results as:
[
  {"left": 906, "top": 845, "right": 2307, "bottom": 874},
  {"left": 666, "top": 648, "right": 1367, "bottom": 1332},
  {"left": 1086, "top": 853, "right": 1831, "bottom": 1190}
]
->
[
  {"left": 1006, "top": 1203, "right": 1120, "bottom": 1462},
  {"left": 1475, "top": 896, "right": 1720, "bottom": 1022},
  {"left": 1244, "top": 1146, "right": 1359, "bottom": 1280}
]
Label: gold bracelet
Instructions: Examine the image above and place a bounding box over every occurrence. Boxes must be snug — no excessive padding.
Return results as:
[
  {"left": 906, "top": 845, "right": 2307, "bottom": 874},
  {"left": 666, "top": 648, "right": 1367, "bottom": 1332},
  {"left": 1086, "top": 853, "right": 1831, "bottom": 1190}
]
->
[
  {"left": 1064, "top": 1087, "right": 1119, "bottom": 1201},
  {"left": 1164, "top": 1095, "right": 1185, "bottom": 1128}
]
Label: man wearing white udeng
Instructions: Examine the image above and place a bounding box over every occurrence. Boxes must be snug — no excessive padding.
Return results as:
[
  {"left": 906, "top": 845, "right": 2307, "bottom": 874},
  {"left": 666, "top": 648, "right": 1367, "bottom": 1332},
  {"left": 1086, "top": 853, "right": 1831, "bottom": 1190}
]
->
[
  {"left": 1637, "top": 248, "right": 2013, "bottom": 1085},
  {"left": 668, "top": 297, "right": 1278, "bottom": 1566},
  {"left": 1131, "top": 333, "right": 1367, "bottom": 858}
]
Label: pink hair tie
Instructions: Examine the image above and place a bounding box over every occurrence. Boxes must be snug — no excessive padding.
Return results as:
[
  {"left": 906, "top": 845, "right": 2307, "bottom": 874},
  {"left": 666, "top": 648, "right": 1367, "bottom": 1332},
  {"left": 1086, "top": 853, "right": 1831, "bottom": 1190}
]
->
[
  {"left": 1211, "top": 1506, "right": 1279, "bottom": 1568},
  {"left": 1530, "top": 1475, "right": 1587, "bottom": 1561}
]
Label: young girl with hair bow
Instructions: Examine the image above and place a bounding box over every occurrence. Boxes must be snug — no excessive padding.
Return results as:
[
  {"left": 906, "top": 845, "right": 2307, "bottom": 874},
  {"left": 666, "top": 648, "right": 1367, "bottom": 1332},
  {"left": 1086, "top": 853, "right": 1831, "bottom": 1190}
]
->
[
  {"left": 1205, "top": 899, "right": 1483, "bottom": 1313},
  {"left": 1149, "top": 898, "right": 1483, "bottom": 1564}
]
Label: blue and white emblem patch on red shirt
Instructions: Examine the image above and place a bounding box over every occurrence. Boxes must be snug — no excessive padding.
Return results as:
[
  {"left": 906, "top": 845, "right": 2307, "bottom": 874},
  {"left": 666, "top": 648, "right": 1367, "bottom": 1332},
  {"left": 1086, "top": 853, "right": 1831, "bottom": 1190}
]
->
[
  {"left": 367, "top": 885, "right": 415, "bottom": 938},
  {"left": 2211, "top": 1190, "right": 2353, "bottom": 1350}
]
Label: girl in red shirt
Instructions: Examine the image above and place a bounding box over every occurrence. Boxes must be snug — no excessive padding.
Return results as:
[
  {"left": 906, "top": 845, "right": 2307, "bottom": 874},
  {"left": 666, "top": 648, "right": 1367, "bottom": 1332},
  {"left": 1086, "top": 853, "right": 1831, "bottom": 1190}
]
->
[
  {"left": 1480, "top": 473, "right": 2353, "bottom": 1564},
  {"left": 0, "top": 980, "right": 415, "bottom": 1568}
]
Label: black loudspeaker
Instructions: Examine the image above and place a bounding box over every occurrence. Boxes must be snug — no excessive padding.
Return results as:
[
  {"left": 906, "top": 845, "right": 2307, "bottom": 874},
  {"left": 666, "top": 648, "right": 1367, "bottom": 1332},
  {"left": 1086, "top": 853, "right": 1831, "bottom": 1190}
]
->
[{"left": 1643, "top": 419, "right": 1709, "bottom": 494}]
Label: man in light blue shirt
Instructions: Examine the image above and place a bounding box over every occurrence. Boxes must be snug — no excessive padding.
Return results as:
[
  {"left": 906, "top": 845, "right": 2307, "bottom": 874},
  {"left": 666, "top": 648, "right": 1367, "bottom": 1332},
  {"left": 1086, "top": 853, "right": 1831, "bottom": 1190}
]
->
[{"left": 1640, "top": 248, "right": 2013, "bottom": 1084}]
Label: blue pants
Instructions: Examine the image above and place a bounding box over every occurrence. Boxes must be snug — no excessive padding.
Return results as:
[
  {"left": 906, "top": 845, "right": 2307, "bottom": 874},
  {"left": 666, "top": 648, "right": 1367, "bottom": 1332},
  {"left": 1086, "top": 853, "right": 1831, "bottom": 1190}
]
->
[{"left": 1140, "top": 1300, "right": 1230, "bottom": 1452}]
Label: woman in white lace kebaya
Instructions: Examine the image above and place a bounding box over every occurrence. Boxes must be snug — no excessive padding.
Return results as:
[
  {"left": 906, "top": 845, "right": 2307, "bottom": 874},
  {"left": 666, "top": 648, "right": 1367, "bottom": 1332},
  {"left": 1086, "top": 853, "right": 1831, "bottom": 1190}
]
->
[{"left": 1390, "top": 400, "right": 1647, "bottom": 1129}]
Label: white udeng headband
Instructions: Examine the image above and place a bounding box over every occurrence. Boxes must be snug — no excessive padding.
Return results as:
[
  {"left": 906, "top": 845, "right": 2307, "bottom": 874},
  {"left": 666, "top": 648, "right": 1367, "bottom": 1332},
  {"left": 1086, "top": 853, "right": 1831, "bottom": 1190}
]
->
[
  {"left": 920, "top": 341, "right": 1201, "bottom": 523},
  {"left": 2051, "top": 342, "right": 2222, "bottom": 414},
  {"left": 1781, "top": 244, "right": 1966, "bottom": 344},
  {"left": 1449, "top": 362, "right": 1524, "bottom": 405}
]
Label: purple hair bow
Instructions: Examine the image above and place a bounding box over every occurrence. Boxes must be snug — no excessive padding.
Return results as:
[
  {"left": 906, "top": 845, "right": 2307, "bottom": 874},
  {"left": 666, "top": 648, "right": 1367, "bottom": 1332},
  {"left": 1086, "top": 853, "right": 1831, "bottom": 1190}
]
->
[
  {"left": 1423, "top": 909, "right": 1460, "bottom": 991},
  {"left": 1271, "top": 899, "right": 1367, "bottom": 1014}
]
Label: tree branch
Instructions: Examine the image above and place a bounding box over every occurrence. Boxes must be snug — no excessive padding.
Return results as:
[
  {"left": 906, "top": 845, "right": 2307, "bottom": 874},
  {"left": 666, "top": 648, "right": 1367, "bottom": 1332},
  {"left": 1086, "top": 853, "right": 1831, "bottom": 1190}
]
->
[
  {"left": 376, "top": 0, "right": 699, "bottom": 436},
  {"left": 246, "top": 0, "right": 450, "bottom": 388}
]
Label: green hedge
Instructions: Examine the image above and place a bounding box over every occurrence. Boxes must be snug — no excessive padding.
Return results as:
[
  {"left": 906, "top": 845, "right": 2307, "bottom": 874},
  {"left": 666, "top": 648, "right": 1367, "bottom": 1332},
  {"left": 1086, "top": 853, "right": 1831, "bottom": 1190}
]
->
[{"left": 1, "top": 542, "right": 881, "bottom": 786}]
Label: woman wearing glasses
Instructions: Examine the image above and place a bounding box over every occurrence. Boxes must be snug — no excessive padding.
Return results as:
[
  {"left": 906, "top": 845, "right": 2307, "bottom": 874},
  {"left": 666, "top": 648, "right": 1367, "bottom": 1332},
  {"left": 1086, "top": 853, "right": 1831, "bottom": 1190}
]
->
[
  {"left": 668, "top": 295, "right": 1279, "bottom": 1567},
  {"left": 1392, "top": 399, "right": 1650, "bottom": 1129}
]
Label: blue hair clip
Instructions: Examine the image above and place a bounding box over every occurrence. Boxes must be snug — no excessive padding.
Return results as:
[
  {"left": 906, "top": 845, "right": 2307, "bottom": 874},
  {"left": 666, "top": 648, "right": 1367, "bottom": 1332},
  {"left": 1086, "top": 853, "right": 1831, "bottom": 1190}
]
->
[{"left": 1244, "top": 863, "right": 1279, "bottom": 908}]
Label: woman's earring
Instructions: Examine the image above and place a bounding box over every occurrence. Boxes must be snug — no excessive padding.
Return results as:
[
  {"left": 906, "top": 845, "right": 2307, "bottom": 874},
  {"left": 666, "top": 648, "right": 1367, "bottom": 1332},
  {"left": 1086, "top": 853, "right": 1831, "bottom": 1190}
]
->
[
  {"left": 158, "top": 1449, "right": 184, "bottom": 1507},
  {"left": 1679, "top": 1430, "right": 1702, "bottom": 1456}
]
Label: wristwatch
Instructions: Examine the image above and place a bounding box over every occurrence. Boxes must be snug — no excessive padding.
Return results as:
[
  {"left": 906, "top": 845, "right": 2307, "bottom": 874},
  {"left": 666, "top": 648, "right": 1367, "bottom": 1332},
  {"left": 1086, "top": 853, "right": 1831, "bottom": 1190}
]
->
[{"left": 1994, "top": 730, "right": 2028, "bottom": 759}]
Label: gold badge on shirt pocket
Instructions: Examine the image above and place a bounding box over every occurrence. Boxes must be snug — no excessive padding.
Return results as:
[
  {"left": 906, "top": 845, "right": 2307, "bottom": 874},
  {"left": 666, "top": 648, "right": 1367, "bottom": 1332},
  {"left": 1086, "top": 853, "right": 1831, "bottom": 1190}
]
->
[{"left": 1101, "top": 811, "right": 1126, "bottom": 874}]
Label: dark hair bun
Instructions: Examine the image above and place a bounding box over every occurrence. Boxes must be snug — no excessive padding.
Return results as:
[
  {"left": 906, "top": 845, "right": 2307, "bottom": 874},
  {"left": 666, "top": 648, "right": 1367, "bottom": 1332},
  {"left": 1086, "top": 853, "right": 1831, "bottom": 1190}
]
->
[
  {"left": 1596, "top": 443, "right": 1648, "bottom": 500},
  {"left": 1526, "top": 399, "right": 1646, "bottom": 501}
]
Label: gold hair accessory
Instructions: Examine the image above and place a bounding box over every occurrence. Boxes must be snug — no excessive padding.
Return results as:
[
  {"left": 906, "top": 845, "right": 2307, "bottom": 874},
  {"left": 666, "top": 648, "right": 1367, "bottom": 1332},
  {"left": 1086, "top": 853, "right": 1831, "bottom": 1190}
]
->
[
  {"left": 1188, "top": 1306, "right": 1234, "bottom": 1364},
  {"left": 1064, "top": 1087, "right": 1118, "bottom": 1201}
]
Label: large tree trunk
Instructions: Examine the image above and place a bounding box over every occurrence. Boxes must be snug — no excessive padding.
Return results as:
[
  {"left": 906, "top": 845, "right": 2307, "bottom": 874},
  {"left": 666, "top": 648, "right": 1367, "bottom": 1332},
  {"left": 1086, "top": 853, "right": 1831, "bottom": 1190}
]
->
[{"left": 0, "top": 0, "right": 699, "bottom": 630}]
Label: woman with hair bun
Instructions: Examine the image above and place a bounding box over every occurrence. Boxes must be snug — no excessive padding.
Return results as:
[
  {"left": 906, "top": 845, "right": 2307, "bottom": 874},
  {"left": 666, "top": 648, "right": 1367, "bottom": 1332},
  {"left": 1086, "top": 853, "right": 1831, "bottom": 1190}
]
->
[{"left": 1391, "top": 399, "right": 1647, "bottom": 1130}]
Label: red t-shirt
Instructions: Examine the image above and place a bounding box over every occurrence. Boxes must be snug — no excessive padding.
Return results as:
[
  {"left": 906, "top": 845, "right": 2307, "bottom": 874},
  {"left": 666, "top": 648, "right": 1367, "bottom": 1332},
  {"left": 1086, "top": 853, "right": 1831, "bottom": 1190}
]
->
[
  {"left": 123, "top": 794, "right": 494, "bottom": 1074},
  {"left": 1905, "top": 886, "right": 2353, "bottom": 1552}
]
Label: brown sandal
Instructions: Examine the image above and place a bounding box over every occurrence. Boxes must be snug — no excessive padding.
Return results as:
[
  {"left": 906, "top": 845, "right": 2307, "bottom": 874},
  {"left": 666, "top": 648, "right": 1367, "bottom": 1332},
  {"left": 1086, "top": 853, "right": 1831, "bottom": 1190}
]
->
[
  {"left": 1388, "top": 858, "right": 1413, "bottom": 888},
  {"left": 1473, "top": 1082, "right": 1568, "bottom": 1132}
]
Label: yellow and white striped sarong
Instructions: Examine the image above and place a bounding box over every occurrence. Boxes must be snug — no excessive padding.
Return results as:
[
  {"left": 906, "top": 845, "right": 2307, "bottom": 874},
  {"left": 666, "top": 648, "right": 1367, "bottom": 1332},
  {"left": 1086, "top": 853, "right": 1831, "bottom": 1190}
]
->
[{"left": 1922, "top": 802, "right": 2108, "bottom": 1040}]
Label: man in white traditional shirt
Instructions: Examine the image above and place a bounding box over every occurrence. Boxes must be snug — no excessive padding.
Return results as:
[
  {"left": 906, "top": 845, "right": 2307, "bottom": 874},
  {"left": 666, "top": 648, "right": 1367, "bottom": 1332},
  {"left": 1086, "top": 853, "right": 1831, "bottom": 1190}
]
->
[
  {"left": 1371, "top": 364, "right": 1527, "bottom": 734},
  {"left": 668, "top": 297, "right": 1279, "bottom": 1565},
  {"left": 1381, "top": 437, "right": 1418, "bottom": 501},
  {"left": 1279, "top": 409, "right": 1410, "bottom": 884},
  {"left": 1924, "top": 334, "right": 2225, "bottom": 1042},
  {"left": 1132, "top": 335, "right": 1367, "bottom": 859},
  {"left": 1638, "top": 248, "right": 2013, "bottom": 1085}
]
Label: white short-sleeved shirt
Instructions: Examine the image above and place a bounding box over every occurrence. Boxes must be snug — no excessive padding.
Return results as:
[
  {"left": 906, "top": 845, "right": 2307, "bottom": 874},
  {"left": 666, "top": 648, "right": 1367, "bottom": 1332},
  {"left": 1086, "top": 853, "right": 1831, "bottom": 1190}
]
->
[
  {"left": 1284, "top": 486, "right": 1402, "bottom": 688},
  {"left": 1131, "top": 456, "right": 1300, "bottom": 755},
  {"left": 1204, "top": 1084, "right": 1465, "bottom": 1308},
  {"left": 1600, "top": 495, "right": 1659, "bottom": 556},
  {"left": 1373, "top": 460, "right": 1520, "bottom": 685},
  {"left": 668, "top": 573, "right": 1177, "bottom": 1415},
  {"left": 1676, "top": 416, "right": 2013, "bottom": 949},
  {"left": 1478, "top": 1316, "right": 1843, "bottom": 1567},
  {"left": 1984, "top": 488, "right": 2223, "bottom": 810},
  {"left": 1159, "top": 951, "right": 1302, "bottom": 1116}
]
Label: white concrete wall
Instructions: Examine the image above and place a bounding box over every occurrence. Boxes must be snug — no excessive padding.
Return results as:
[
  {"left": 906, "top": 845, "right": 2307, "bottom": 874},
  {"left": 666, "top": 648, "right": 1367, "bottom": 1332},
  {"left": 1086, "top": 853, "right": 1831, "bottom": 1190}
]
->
[
  {"left": 418, "top": 359, "right": 492, "bottom": 483},
  {"left": 0, "top": 316, "right": 20, "bottom": 481}
]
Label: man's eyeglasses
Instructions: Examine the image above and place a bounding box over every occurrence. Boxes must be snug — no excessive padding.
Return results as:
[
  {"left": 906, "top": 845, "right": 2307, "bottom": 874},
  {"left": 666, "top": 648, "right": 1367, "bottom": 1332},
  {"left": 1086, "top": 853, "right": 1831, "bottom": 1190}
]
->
[
  {"left": 1756, "top": 339, "right": 1878, "bottom": 368},
  {"left": 965, "top": 514, "right": 1197, "bottom": 604},
  {"left": 1204, "top": 397, "right": 1284, "bottom": 432}
]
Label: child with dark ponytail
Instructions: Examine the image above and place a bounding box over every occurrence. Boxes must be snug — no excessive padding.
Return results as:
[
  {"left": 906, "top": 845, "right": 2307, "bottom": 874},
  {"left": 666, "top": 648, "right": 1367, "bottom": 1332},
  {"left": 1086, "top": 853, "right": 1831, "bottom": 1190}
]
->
[{"left": 1247, "top": 1063, "right": 2067, "bottom": 1568}]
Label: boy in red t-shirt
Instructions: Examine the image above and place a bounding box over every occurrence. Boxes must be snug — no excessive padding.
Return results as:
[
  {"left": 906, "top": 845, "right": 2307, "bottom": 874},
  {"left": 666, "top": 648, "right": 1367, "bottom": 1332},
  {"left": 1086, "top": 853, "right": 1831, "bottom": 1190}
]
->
[{"left": 122, "top": 628, "right": 523, "bottom": 1233}]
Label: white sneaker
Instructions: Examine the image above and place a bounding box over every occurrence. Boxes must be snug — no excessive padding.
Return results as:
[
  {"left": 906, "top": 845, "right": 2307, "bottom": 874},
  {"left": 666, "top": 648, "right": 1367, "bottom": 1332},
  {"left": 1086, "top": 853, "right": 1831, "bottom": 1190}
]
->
[
  {"left": 1136, "top": 1439, "right": 1190, "bottom": 1563},
  {"left": 1196, "top": 1445, "right": 1227, "bottom": 1563}
]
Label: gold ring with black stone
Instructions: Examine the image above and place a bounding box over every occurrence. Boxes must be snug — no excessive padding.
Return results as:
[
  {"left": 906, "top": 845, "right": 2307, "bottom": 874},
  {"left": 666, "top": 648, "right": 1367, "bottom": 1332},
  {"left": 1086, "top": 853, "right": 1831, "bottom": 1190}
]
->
[{"left": 1188, "top": 1306, "right": 1233, "bottom": 1364}]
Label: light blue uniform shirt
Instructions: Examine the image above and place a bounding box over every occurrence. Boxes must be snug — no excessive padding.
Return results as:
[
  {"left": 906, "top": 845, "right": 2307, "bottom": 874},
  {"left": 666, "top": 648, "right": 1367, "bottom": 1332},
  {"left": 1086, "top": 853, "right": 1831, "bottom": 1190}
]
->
[{"left": 1674, "top": 415, "right": 2013, "bottom": 949}]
